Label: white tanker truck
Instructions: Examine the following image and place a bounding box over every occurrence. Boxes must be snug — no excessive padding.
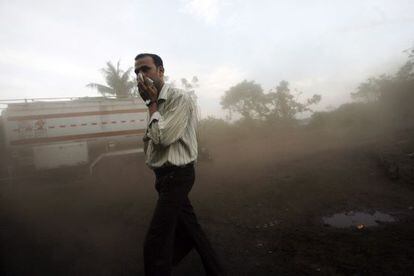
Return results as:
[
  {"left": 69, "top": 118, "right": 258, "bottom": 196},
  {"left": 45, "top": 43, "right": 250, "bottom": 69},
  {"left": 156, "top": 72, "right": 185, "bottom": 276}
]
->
[{"left": 0, "top": 97, "right": 147, "bottom": 172}]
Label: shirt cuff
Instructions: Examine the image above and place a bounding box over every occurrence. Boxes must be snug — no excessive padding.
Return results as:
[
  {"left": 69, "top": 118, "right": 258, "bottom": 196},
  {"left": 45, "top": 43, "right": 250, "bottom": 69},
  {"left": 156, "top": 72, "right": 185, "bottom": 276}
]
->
[{"left": 148, "top": 111, "right": 161, "bottom": 126}]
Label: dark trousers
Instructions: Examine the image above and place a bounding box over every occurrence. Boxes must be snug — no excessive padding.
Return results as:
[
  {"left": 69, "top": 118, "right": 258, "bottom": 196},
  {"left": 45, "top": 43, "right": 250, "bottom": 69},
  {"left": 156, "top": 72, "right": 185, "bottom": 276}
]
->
[{"left": 144, "top": 164, "right": 223, "bottom": 276}]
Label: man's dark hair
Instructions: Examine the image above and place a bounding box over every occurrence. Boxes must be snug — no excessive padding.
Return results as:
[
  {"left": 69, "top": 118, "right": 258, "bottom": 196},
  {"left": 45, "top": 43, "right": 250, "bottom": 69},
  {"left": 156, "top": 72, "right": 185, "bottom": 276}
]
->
[{"left": 135, "top": 53, "right": 163, "bottom": 68}]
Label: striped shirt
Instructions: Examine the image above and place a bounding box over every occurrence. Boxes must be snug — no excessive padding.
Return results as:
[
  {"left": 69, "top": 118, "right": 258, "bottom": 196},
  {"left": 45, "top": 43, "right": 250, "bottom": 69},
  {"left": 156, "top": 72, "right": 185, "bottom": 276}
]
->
[{"left": 143, "top": 83, "right": 198, "bottom": 169}]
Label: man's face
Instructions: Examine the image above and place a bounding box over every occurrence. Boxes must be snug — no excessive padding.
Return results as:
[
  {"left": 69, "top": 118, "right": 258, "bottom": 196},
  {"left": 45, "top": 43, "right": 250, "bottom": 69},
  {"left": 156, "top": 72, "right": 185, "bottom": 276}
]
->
[{"left": 134, "top": 56, "right": 164, "bottom": 85}]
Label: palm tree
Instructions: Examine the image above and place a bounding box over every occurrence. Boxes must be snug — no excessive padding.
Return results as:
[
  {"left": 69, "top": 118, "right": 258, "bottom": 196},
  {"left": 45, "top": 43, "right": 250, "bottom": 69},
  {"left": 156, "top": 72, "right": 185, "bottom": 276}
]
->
[{"left": 87, "top": 61, "right": 137, "bottom": 98}]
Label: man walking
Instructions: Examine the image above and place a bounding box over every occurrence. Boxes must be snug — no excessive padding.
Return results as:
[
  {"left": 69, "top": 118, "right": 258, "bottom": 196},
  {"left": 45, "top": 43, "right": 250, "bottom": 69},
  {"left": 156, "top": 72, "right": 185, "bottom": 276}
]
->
[{"left": 135, "top": 53, "right": 223, "bottom": 276}]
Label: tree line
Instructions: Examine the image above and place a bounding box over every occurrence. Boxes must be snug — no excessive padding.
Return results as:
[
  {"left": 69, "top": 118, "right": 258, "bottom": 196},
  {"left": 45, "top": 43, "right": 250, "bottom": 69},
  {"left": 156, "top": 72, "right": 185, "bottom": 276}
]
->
[
  {"left": 88, "top": 47, "right": 413, "bottom": 133},
  {"left": 309, "top": 47, "right": 414, "bottom": 131}
]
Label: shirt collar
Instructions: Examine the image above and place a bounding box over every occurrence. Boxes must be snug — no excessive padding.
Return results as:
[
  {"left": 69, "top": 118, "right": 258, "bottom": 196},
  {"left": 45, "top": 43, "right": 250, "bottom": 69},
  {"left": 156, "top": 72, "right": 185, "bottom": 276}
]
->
[{"left": 157, "top": 83, "right": 170, "bottom": 102}]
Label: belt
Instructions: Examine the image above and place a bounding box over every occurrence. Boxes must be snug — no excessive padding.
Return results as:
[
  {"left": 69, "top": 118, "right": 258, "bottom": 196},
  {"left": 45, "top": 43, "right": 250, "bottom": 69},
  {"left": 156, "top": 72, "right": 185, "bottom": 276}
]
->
[{"left": 153, "top": 162, "right": 194, "bottom": 176}]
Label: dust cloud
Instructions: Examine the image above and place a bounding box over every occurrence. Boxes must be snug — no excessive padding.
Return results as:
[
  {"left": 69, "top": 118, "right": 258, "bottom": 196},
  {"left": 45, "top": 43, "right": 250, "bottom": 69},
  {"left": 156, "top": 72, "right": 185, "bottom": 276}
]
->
[
  {"left": 2, "top": 92, "right": 414, "bottom": 274},
  {"left": 1, "top": 30, "right": 414, "bottom": 276}
]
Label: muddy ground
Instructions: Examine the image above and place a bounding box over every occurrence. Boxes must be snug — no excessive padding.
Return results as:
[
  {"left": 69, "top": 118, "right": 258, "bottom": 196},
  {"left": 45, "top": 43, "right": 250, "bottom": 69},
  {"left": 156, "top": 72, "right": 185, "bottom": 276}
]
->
[{"left": 1, "top": 129, "right": 414, "bottom": 275}]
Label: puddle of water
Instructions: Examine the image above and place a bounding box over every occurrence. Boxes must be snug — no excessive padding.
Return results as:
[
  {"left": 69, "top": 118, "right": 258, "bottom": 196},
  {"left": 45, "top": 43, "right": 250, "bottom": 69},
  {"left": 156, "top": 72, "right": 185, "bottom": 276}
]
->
[{"left": 323, "top": 211, "right": 395, "bottom": 228}]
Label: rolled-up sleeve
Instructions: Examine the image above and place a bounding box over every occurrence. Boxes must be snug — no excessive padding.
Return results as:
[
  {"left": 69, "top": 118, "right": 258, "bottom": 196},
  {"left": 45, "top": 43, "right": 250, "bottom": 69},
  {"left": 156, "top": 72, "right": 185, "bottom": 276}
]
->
[{"left": 146, "top": 94, "right": 192, "bottom": 147}]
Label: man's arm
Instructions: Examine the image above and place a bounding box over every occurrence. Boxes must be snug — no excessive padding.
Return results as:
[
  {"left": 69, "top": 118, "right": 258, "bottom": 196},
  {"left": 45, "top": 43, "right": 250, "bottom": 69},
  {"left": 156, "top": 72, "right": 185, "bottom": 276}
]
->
[{"left": 146, "top": 93, "right": 193, "bottom": 147}]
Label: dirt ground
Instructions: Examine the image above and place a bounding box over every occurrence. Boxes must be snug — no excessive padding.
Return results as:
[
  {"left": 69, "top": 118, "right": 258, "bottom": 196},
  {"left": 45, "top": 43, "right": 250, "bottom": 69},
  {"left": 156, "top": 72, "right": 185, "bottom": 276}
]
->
[{"left": 1, "top": 129, "right": 414, "bottom": 275}]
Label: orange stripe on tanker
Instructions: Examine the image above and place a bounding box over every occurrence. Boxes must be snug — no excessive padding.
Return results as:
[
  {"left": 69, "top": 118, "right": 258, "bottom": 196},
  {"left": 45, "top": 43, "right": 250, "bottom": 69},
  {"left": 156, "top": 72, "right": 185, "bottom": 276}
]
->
[
  {"left": 10, "top": 129, "right": 146, "bottom": 146},
  {"left": 7, "top": 108, "right": 147, "bottom": 121}
]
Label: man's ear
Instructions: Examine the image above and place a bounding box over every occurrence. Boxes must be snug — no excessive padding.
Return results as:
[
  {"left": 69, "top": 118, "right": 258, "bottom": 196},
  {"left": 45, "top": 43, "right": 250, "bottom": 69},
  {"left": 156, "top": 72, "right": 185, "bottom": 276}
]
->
[{"left": 157, "top": 66, "right": 165, "bottom": 79}]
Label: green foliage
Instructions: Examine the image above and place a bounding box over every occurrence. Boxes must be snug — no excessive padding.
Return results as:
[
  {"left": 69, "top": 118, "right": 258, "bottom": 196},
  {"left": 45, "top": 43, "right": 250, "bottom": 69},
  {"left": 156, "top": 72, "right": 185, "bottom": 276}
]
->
[
  {"left": 309, "top": 102, "right": 378, "bottom": 130},
  {"left": 311, "top": 46, "right": 414, "bottom": 132},
  {"left": 265, "top": 81, "right": 321, "bottom": 123},
  {"left": 87, "top": 61, "right": 137, "bottom": 98},
  {"left": 351, "top": 75, "right": 393, "bottom": 102},
  {"left": 199, "top": 116, "right": 231, "bottom": 136},
  {"left": 203, "top": 47, "right": 414, "bottom": 143},
  {"left": 350, "top": 47, "right": 414, "bottom": 124},
  {"left": 197, "top": 116, "right": 233, "bottom": 144},
  {"left": 180, "top": 76, "right": 199, "bottom": 102},
  {"left": 181, "top": 76, "right": 199, "bottom": 92},
  {"left": 220, "top": 80, "right": 321, "bottom": 124},
  {"left": 220, "top": 80, "right": 268, "bottom": 120}
]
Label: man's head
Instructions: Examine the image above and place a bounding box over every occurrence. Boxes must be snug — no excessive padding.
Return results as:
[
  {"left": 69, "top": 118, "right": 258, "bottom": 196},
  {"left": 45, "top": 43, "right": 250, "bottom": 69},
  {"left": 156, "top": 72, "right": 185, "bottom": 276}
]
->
[{"left": 134, "top": 53, "right": 165, "bottom": 90}]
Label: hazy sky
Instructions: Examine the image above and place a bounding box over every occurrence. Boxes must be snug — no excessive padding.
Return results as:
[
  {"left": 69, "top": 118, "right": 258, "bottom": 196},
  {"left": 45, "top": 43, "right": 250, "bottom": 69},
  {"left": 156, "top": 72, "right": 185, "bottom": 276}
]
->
[{"left": 1, "top": 0, "right": 413, "bottom": 118}]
